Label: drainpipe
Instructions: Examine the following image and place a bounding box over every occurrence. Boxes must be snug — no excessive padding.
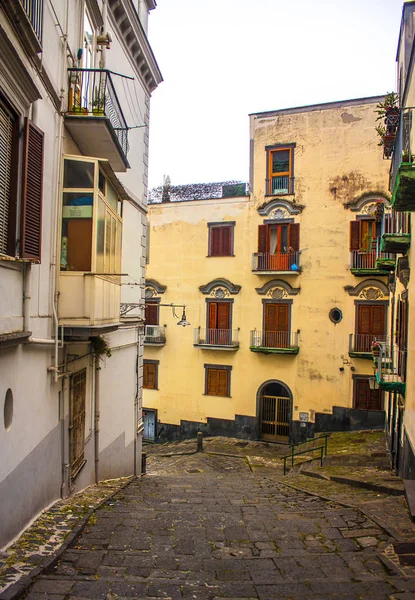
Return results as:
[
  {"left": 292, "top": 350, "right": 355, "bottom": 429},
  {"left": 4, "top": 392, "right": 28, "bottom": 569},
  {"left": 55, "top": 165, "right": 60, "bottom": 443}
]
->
[
  {"left": 23, "top": 262, "right": 31, "bottom": 333},
  {"left": 94, "top": 352, "right": 100, "bottom": 484}
]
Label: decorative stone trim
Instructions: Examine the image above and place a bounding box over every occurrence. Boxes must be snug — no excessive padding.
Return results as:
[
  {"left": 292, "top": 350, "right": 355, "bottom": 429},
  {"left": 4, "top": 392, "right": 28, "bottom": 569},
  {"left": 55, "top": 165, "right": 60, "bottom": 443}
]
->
[
  {"left": 258, "top": 198, "right": 304, "bottom": 217},
  {"left": 344, "top": 279, "right": 389, "bottom": 298},
  {"left": 145, "top": 279, "right": 166, "bottom": 298},
  {"left": 255, "top": 279, "right": 300, "bottom": 297},
  {"left": 345, "top": 194, "right": 391, "bottom": 212},
  {"left": 199, "top": 278, "right": 241, "bottom": 296}
]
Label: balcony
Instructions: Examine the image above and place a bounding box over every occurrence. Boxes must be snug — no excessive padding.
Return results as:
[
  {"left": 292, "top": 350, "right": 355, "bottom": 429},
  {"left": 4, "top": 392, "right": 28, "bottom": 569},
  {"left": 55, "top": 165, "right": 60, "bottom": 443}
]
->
[
  {"left": 266, "top": 176, "right": 294, "bottom": 196},
  {"left": 144, "top": 325, "right": 166, "bottom": 346},
  {"left": 65, "top": 69, "right": 129, "bottom": 172},
  {"left": 389, "top": 107, "right": 415, "bottom": 211},
  {"left": 380, "top": 212, "right": 411, "bottom": 254},
  {"left": 373, "top": 342, "right": 406, "bottom": 396},
  {"left": 250, "top": 330, "right": 299, "bottom": 355},
  {"left": 349, "top": 334, "right": 388, "bottom": 359},
  {"left": 252, "top": 251, "right": 300, "bottom": 274},
  {"left": 193, "top": 328, "right": 239, "bottom": 350},
  {"left": 350, "top": 249, "right": 391, "bottom": 276},
  {"left": 1, "top": 0, "right": 43, "bottom": 54}
]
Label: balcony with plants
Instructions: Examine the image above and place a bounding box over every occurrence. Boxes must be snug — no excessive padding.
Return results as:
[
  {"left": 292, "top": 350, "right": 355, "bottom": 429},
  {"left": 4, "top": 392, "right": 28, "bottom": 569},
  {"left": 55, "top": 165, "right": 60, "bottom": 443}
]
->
[
  {"left": 348, "top": 333, "right": 388, "bottom": 360},
  {"left": 193, "top": 328, "right": 239, "bottom": 350},
  {"left": 385, "top": 101, "right": 415, "bottom": 211},
  {"left": 65, "top": 69, "right": 130, "bottom": 172},
  {"left": 249, "top": 330, "right": 299, "bottom": 355}
]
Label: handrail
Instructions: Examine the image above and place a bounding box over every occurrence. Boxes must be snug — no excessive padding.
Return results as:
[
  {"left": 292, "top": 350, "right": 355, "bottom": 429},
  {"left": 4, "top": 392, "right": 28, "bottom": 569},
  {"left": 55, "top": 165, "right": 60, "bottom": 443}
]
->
[{"left": 282, "top": 434, "right": 329, "bottom": 475}]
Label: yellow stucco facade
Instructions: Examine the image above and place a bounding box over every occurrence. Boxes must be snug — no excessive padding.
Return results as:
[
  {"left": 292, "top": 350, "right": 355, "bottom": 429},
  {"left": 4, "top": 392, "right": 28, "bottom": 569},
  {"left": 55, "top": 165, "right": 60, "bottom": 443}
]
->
[{"left": 144, "top": 97, "right": 392, "bottom": 443}]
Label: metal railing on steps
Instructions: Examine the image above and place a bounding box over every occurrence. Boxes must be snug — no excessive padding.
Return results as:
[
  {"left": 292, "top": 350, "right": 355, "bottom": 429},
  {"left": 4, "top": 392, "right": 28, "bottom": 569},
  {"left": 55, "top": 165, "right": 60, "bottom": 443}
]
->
[{"left": 282, "top": 434, "right": 329, "bottom": 475}]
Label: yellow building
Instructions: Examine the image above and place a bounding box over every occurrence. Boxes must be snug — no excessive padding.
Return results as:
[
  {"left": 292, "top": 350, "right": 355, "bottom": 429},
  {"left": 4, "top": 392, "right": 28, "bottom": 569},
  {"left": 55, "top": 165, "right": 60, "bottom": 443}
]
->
[{"left": 144, "top": 96, "right": 392, "bottom": 444}]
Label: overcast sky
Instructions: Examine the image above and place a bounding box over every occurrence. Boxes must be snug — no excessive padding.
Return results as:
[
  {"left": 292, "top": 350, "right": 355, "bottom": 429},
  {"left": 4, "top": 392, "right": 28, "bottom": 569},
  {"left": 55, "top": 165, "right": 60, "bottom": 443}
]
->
[{"left": 147, "top": 0, "right": 403, "bottom": 189}]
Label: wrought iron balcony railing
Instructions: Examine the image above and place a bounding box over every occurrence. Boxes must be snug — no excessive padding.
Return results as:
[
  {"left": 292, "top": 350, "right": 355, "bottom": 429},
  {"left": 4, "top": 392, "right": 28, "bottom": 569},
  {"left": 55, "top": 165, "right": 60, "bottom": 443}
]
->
[
  {"left": 193, "top": 328, "right": 239, "bottom": 348},
  {"left": 350, "top": 249, "right": 392, "bottom": 270},
  {"left": 349, "top": 333, "right": 388, "bottom": 355},
  {"left": 143, "top": 325, "right": 166, "bottom": 344},
  {"left": 67, "top": 68, "right": 129, "bottom": 158},
  {"left": 265, "top": 176, "right": 294, "bottom": 196},
  {"left": 250, "top": 330, "right": 299, "bottom": 350},
  {"left": 252, "top": 251, "right": 300, "bottom": 272},
  {"left": 384, "top": 210, "right": 411, "bottom": 235},
  {"left": 21, "top": 0, "right": 43, "bottom": 43}
]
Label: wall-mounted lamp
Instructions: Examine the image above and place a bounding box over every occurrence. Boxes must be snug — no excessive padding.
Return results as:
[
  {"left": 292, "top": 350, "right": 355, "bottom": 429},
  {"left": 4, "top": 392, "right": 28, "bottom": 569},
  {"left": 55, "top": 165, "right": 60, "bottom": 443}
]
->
[{"left": 120, "top": 302, "right": 190, "bottom": 327}]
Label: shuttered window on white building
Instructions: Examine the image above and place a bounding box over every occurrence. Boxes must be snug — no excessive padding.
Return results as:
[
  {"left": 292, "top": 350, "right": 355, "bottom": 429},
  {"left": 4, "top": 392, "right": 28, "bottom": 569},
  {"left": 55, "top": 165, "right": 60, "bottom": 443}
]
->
[{"left": 0, "top": 102, "right": 14, "bottom": 255}]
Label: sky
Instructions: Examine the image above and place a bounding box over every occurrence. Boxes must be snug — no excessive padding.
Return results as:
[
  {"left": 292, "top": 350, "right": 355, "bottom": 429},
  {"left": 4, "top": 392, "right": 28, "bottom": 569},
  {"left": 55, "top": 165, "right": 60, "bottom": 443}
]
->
[{"left": 147, "top": 0, "right": 404, "bottom": 189}]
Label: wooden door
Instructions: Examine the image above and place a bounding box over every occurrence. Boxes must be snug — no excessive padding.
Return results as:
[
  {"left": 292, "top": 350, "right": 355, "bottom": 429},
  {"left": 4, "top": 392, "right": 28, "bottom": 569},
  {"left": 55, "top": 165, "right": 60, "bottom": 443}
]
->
[
  {"left": 356, "top": 304, "right": 385, "bottom": 352},
  {"left": 354, "top": 378, "right": 382, "bottom": 410},
  {"left": 145, "top": 302, "right": 158, "bottom": 325},
  {"left": 70, "top": 369, "right": 87, "bottom": 478},
  {"left": 208, "top": 302, "right": 231, "bottom": 344},
  {"left": 264, "top": 303, "right": 289, "bottom": 348}
]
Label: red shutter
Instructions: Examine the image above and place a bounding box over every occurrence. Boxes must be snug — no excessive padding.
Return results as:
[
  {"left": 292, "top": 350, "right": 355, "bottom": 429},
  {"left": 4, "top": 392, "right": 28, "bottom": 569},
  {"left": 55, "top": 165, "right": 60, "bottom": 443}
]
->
[
  {"left": 258, "top": 225, "right": 268, "bottom": 253},
  {"left": 289, "top": 223, "right": 300, "bottom": 252},
  {"left": 350, "top": 221, "right": 360, "bottom": 251},
  {"left": 21, "top": 118, "right": 44, "bottom": 262},
  {"left": 218, "top": 370, "right": 229, "bottom": 396},
  {"left": 145, "top": 303, "right": 159, "bottom": 325},
  {"left": 210, "top": 227, "right": 220, "bottom": 256}
]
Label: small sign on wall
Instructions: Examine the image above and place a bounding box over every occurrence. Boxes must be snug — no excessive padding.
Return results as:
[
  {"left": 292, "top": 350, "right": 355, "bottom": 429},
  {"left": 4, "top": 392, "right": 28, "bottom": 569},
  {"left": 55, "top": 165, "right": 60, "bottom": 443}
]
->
[{"left": 299, "top": 412, "right": 308, "bottom": 428}]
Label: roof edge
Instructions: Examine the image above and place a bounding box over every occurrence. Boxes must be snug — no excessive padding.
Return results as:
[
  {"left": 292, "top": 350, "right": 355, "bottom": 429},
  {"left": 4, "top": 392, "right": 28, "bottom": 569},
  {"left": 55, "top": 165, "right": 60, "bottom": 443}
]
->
[{"left": 249, "top": 96, "right": 386, "bottom": 119}]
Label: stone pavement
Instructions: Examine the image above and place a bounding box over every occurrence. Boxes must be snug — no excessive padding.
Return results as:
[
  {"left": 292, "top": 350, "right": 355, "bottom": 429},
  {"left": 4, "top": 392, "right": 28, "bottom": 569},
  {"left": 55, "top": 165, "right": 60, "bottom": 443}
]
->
[{"left": 16, "top": 441, "right": 415, "bottom": 600}]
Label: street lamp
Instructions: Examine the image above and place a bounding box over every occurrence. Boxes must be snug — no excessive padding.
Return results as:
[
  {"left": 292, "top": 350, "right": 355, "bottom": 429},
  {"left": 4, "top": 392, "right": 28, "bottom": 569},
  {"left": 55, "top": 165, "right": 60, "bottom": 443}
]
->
[{"left": 120, "top": 302, "right": 190, "bottom": 327}]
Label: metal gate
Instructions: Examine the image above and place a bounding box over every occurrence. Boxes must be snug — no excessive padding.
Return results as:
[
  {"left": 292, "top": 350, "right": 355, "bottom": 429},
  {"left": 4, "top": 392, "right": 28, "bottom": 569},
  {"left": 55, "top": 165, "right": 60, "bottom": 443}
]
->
[
  {"left": 260, "top": 395, "right": 291, "bottom": 441},
  {"left": 70, "top": 368, "right": 86, "bottom": 478}
]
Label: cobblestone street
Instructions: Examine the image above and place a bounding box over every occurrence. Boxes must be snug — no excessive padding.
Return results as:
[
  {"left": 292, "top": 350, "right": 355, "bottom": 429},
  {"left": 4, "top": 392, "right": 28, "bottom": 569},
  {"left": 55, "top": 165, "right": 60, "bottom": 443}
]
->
[{"left": 20, "top": 445, "right": 415, "bottom": 600}]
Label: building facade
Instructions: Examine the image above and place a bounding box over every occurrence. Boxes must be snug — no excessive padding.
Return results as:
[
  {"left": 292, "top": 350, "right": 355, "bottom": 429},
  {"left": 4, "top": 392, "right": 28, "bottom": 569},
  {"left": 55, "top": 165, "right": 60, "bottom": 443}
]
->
[
  {"left": 144, "top": 97, "right": 391, "bottom": 444},
  {"left": 0, "top": 0, "right": 161, "bottom": 547}
]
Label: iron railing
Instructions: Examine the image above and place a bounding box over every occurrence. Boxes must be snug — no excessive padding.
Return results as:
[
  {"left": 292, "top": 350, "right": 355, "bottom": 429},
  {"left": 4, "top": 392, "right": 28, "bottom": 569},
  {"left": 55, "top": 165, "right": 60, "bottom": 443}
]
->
[
  {"left": 252, "top": 251, "right": 300, "bottom": 272},
  {"left": 143, "top": 325, "right": 166, "bottom": 344},
  {"left": 21, "top": 0, "right": 43, "bottom": 43},
  {"left": 67, "top": 68, "right": 129, "bottom": 158},
  {"left": 265, "top": 176, "right": 294, "bottom": 195},
  {"left": 250, "top": 330, "right": 299, "bottom": 350},
  {"left": 350, "top": 249, "right": 392, "bottom": 269},
  {"left": 374, "top": 342, "right": 406, "bottom": 384},
  {"left": 349, "top": 333, "right": 388, "bottom": 354},
  {"left": 194, "top": 328, "right": 239, "bottom": 347},
  {"left": 282, "top": 434, "right": 329, "bottom": 475},
  {"left": 384, "top": 210, "right": 411, "bottom": 234},
  {"left": 390, "top": 107, "right": 412, "bottom": 193}
]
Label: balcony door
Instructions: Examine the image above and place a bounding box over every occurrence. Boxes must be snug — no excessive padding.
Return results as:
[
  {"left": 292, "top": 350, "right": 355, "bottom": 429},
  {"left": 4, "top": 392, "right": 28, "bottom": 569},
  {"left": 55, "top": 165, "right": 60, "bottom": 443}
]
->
[
  {"left": 258, "top": 223, "right": 299, "bottom": 270},
  {"left": 356, "top": 303, "right": 385, "bottom": 352},
  {"left": 263, "top": 303, "right": 289, "bottom": 348},
  {"left": 354, "top": 378, "right": 382, "bottom": 411},
  {"left": 208, "top": 301, "right": 231, "bottom": 345}
]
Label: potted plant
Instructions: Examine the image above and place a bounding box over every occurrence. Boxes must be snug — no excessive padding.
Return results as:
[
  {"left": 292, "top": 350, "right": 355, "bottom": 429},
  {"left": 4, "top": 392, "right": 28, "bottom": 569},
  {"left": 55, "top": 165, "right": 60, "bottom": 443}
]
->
[
  {"left": 372, "top": 340, "right": 381, "bottom": 357},
  {"left": 375, "top": 93, "right": 399, "bottom": 157},
  {"left": 92, "top": 89, "right": 105, "bottom": 115}
]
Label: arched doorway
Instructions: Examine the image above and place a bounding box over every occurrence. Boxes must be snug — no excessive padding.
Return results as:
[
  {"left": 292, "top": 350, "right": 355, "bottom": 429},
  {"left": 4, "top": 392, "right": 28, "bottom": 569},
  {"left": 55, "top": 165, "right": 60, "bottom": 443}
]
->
[{"left": 257, "top": 380, "right": 292, "bottom": 442}]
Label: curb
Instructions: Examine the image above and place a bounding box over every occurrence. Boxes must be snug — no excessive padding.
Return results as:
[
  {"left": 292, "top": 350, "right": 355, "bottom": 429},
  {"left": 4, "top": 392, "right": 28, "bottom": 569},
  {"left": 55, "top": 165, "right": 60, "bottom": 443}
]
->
[
  {"left": 301, "top": 470, "right": 405, "bottom": 496},
  {"left": 0, "top": 477, "right": 136, "bottom": 600}
]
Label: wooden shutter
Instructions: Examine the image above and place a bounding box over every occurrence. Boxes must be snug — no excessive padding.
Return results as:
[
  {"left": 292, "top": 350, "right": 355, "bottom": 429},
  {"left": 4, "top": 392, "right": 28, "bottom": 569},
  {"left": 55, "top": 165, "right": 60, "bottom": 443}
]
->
[
  {"left": 277, "top": 304, "right": 289, "bottom": 331},
  {"left": 145, "top": 302, "right": 159, "bottom": 325},
  {"left": 355, "top": 378, "right": 369, "bottom": 410},
  {"left": 372, "top": 305, "right": 385, "bottom": 336},
  {"left": 207, "top": 368, "right": 218, "bottom": 395},
  {"left": 144, "top": 363, "right": 156, "bottom": 389},
  {"left": 217, "top": 303, "right": 230, "bottom": 329},
  {"left": 221, "top": 226, "right": 231, "bottom": 255},
  {"left": 218, "top": 370, "right": 229, "bottom": 396},
  {"left": 0, "top": 101, "right": 18, "bottom": 257},
  {"left": 289, "top": 223, "right": 300, "bottom": 252},
  {"left": 350, "top": 221, "right": 360, "bottom": 251},
  {"left": 357, "top": 305, "right": 372, "bottom": 335},
  {"left": 369, "top": 388, "right": 382, "bottom": 411},
  {"left": 210, "top": 227, "right": 220, "bottom": 256},
  {"left": 258, "top": 225, "right": 268, "bottom": 253},
  {"left": 21, "top": 118, "right": 44, "bottom": 262},
  {"left": 265, "top": 304, "right": 277, "bottom": 331},
  {"left": 208, "top": 302, "right": 218, "bottom": 329}
]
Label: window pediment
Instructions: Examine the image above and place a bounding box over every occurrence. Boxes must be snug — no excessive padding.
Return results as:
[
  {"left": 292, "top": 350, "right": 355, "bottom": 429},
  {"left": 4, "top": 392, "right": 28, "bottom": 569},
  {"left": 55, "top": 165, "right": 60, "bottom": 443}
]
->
[
  {"left": 258, "top": 198, "right": 303, "bottom": 217},
  {"left": 344, "top": 279, "right": 389, "bottom": 298},
  {"left": 145, "top": 279, "right": 166, "bottom": 298},
  {"left": 255, "top": 279, "right": 300, "bottom": 297},
  {"left": 199, "top": 278, "right": 241, "bottom": 296}
]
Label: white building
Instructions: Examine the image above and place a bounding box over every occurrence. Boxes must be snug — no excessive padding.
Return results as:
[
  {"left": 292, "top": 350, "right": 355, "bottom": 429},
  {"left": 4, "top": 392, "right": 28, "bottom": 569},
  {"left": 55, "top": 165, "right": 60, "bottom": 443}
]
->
[{"left": 0, "top": 0, "right": 162, "bottom": 548}]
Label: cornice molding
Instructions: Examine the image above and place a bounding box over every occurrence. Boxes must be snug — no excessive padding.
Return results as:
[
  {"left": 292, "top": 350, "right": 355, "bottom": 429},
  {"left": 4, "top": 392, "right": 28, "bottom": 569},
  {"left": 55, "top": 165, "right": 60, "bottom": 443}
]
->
[
  {"left": 145, "top": 279, "right": 166, "bottom": 295},
  {"left": 199, "top": 278, "right": 241, "bottom": 295},
  {"left": 255, "top": 279, "right": 300, "bottom": 296},
  {"left": 344, "top": 279, "right": 389, "bottom": 297},
  {"left": 108, "top": 0, "right": 163, "bottom": 94},
  {"left": 345, "top": 193, "right": 391, "bottom": 212},
  {"left": 258, "top": 198, "right": 304, "bottom": 217}
]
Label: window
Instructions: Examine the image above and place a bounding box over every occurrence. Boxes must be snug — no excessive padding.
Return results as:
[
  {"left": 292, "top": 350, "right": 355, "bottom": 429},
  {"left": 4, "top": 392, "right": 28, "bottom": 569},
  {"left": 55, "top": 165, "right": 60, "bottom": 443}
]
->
[
  {"left": 263, "top": 301, "right": 290, "bottom": 348},
  {"left": 267, "top": 145, "right": 294, "bottom": 195},
  {"left": 257, "top": 222, "right": 299, "bottom": 270},
  {"left": 145, "top": 301, "right": 159, "bottom": 326},
  {"left": 207, "top": 300, "right": 232, "bottom": 345},
  {"left": 143, "top": 360, "right": 159, "bottom": 389},
  {"left": 349, "top": 218, "right": 382, "bottom": 269},
  {"left": 354, "top": 302, "right": 386, "bottom": 352},
  {"left": 354, "top": 377, "right": 382, "bottom": 411},
  {"left": 60, "top": 156, "right": 122, "bottom": 274},
  {"left": 208, "top": 222, "right": 234, "bottom": 257},
  {"left": 204, "top": 364, "right": 231, "bottom": 397},
  {"left": 0, "top": 102, "right": 44, "bottom": 261}
]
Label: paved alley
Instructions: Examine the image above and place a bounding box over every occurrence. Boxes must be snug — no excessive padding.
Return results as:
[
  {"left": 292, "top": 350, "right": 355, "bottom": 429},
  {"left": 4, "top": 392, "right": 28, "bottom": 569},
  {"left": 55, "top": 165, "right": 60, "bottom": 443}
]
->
[{"left": 22, "top": 450, "right": 415, "bottom": 600}]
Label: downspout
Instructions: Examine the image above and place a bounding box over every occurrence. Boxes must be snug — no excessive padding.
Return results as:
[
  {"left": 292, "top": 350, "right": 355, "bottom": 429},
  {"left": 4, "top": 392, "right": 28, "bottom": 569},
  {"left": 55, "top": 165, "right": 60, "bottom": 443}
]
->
[
  {"left": 94, "top": 352, "right": 100, "bottom": 484},
  {"left": 23, "top": 262, "right": 31, "bottom": 333}
]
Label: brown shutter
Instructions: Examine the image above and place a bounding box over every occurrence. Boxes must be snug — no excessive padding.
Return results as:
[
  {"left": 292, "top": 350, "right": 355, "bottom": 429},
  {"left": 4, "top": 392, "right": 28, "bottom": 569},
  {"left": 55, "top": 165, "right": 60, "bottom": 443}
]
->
[
  {"left": 350, "top": 221, "right": 360, "bottom": 251},
  {"left": 277, "top": 304, "right": 289, "bottom": 331},
  {"left": 289, "top": 223, "right": 300, "bottom": 252},
  {"left": 372, "top": 305, "right": 385, "bottom": 336},
  {"left": 355, "top": 379, "right": 369, "bottom": 410},
  {"left": 21, "top": 118, "right": 44, "bottom": 262},
  {"left": 145, "top": 302, "right": 159, "bottom": 325},
  {"left": 207, "top": 368, "right": 218, "bottom": 395},
  {"left": 144, "top": 363, "right": 156, "bottom": 389},
  {"left": 217, "top": 303, "right": 230, "bottom": 329},
  {"left": 210, "top": 227, "right": 220, "bottom": 255},
  {"left": 357, "top": 305, "right": 371, "bottom": 335},
  {"left": 258, "top": 225, "right": 268, "bottom": 253},
  {"left": 208, "top": 302, "right": 218, "bottom": 329},
  {"left": 265, "top": 304, "right": 277, "bottom": 331},
  {"left": 218, "top": 370, "right": 229, "bottom": 396},
  {"left": 369, "top": 388, "right": 382, "bottom": 410},
  {"left": 221, "top": 226, "right": 231, "bottom": 255}
]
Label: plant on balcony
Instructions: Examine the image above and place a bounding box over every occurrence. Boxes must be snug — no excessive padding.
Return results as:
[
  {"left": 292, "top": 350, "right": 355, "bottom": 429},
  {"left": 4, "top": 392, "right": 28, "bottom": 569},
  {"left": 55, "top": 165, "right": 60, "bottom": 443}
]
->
[
  {"left": 375, "top": 92, "right": 399, "bottom": 158},
  {"left": 359, "top": 233, "right": 372, "bottom": 252},
  {"left": 92, "top": 89, "right": 105, "bottom": 115},
  {"left": 91, "top": 335, "right": 112, "bottom": 369},
  {"left": 401, "top": 150, "right": 414, "bottom": 163},
  {"left": 372, "top": 340, "right": 381, "bottom": 357}
]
